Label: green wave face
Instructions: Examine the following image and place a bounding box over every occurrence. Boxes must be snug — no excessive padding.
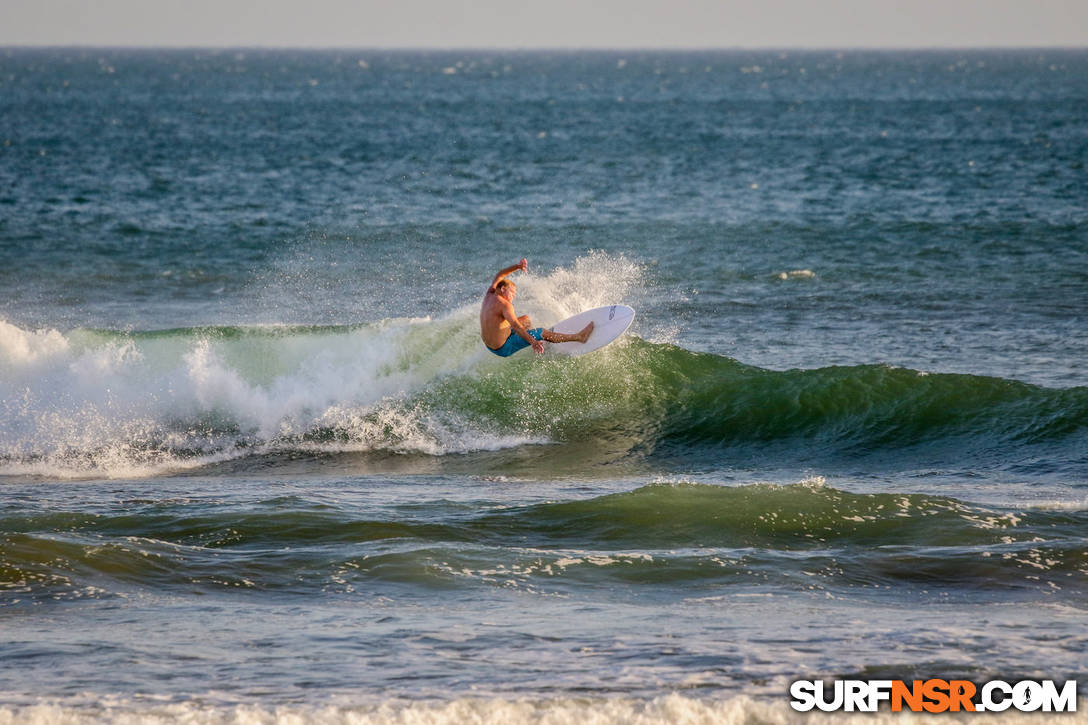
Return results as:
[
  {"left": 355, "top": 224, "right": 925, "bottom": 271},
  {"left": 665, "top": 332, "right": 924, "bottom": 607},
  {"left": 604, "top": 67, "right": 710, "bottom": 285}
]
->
[
  {"left": 427, "top": 339, "right": 1088, "bottom": 467},
  {"left": 3, "top": 483, "right": 1085, "bottom": 602},
  {"left": 1, "top": 321, "right": 1086, "bottom": 477}
]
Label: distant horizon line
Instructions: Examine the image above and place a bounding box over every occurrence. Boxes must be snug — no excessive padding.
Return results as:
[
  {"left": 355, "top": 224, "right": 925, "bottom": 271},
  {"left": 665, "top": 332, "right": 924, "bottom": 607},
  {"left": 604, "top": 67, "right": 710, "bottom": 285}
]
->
[{"left": 3, "top": 43, "right": 1087, "bottom": 52}]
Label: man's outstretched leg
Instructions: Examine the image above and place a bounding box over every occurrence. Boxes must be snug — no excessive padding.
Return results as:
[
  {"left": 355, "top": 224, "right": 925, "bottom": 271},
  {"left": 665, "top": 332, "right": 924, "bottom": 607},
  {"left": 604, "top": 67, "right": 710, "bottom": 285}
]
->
[{"left": 541, "top": 322, "right": 593, "bottom": 344}]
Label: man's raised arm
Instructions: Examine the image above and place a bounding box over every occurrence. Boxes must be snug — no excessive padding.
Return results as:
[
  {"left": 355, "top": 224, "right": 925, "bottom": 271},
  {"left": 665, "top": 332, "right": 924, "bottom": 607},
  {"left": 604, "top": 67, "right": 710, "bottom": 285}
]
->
[{"left": 488, "top": 258, "right": 528, "bottom": 293}]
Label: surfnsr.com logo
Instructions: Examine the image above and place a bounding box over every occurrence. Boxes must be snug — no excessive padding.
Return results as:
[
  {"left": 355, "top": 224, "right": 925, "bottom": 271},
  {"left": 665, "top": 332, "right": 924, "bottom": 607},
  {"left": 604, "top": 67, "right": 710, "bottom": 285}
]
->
[{"left": 790, "top": 679, "right": 1078, "bottom": 713}]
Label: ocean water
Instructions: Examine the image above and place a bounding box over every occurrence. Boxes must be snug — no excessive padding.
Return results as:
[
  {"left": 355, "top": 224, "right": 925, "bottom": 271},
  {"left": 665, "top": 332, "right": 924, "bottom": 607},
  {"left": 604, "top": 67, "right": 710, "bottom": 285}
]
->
[{"left": 1, "top": 48, "right": 1087, "bottom": 723}]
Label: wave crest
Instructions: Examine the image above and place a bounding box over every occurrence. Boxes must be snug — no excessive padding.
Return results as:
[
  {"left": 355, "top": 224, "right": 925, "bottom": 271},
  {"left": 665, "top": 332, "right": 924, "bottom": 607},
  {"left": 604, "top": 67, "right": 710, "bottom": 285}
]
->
[{"left": 1, "top": 260, "right": 1085, "bottom": 479}]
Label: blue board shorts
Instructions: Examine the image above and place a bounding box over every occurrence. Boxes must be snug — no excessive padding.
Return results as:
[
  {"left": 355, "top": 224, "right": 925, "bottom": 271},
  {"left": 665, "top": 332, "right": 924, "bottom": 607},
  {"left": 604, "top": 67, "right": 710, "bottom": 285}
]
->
[{"left": 487, "top": 328, "right": 544, "bottom": 357}]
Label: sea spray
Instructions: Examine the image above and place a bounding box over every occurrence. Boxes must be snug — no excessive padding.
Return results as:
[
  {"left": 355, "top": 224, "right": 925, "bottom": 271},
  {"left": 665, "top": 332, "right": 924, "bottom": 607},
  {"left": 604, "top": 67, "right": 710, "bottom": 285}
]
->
[{"left": 0, "top": 255, "right": 662, "bottom": 478}]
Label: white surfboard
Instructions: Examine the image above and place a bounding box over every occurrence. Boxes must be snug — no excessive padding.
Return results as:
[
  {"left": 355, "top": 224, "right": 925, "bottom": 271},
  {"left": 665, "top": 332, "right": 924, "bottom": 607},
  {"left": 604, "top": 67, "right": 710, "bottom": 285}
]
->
[{"left": 545, "top": 304, "right": 635, "bottom": 356}]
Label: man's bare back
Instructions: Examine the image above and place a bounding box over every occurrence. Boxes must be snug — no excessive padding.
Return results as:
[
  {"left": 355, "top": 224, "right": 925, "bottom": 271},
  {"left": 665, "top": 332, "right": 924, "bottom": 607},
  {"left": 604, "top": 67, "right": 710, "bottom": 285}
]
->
[{"left": 481, "top": 258, "right": 593, "bottom": 357}]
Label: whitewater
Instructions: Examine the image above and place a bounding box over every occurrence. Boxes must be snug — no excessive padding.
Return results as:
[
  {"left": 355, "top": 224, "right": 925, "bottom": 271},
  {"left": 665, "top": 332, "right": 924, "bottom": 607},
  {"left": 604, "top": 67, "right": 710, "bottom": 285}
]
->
[{"left": 0, "top": 253, "right": 652, "bottom": 478}]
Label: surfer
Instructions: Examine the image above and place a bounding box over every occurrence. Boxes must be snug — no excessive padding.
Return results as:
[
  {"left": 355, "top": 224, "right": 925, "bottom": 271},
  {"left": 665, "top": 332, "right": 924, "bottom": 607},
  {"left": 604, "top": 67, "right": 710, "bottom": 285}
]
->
[{"left": 481, "top": 258, "right": 593, "bottom": 356}]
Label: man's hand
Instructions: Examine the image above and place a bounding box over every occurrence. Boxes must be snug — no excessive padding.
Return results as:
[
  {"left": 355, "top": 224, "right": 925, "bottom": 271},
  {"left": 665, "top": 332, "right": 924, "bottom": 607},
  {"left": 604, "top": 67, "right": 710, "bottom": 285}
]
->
[
  {"left": 531, "top": 338, "right": 545, "bottom": 355},
  {"left": 518, "top": 258, "right": 528, "bottom": 272}
]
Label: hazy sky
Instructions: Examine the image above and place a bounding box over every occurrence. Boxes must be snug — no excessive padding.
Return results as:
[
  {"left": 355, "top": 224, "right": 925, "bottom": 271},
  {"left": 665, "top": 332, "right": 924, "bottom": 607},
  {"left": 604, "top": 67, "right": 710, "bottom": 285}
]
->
[{"left": 4, "top": 0, "right": 1087, "bottom": 49}]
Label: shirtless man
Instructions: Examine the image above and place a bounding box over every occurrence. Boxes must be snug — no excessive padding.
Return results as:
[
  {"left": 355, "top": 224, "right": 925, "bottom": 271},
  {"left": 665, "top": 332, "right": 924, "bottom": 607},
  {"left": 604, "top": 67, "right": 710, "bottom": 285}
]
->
[{"left": 480, "top": 258, "right": 593, "bottom": 356}]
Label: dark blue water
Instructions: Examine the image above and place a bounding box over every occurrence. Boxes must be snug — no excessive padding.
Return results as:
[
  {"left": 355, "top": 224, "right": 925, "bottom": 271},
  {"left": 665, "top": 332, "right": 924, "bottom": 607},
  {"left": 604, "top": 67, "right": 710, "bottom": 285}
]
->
[{"left": 1, "top": 49, "right": 1086, "bottom": 723}]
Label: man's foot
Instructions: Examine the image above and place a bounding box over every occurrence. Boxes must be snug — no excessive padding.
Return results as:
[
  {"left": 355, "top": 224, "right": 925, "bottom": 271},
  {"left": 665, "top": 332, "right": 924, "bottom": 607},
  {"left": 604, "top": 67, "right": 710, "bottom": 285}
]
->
[{"left": 577, "top": 321, "right": 594, "bottom": 343}]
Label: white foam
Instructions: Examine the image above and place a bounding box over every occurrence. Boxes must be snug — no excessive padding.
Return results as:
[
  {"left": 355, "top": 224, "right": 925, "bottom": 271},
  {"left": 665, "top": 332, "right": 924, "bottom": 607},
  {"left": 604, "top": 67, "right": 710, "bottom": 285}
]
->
[
  {"left": 1025, "top": 498, "right": 1088, "bottom": 512},
  {"left": 0, "top": 313, "right": 526, "bottom": 479},
  {"left": 0, "top": 319, "right": 71, "bottom": 370},
  {"left": 1, "top": 693, "right": 1082, "bottom": 725},
  {"left": 774, "top": 269, "right": 816, "bottom": 281}
]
